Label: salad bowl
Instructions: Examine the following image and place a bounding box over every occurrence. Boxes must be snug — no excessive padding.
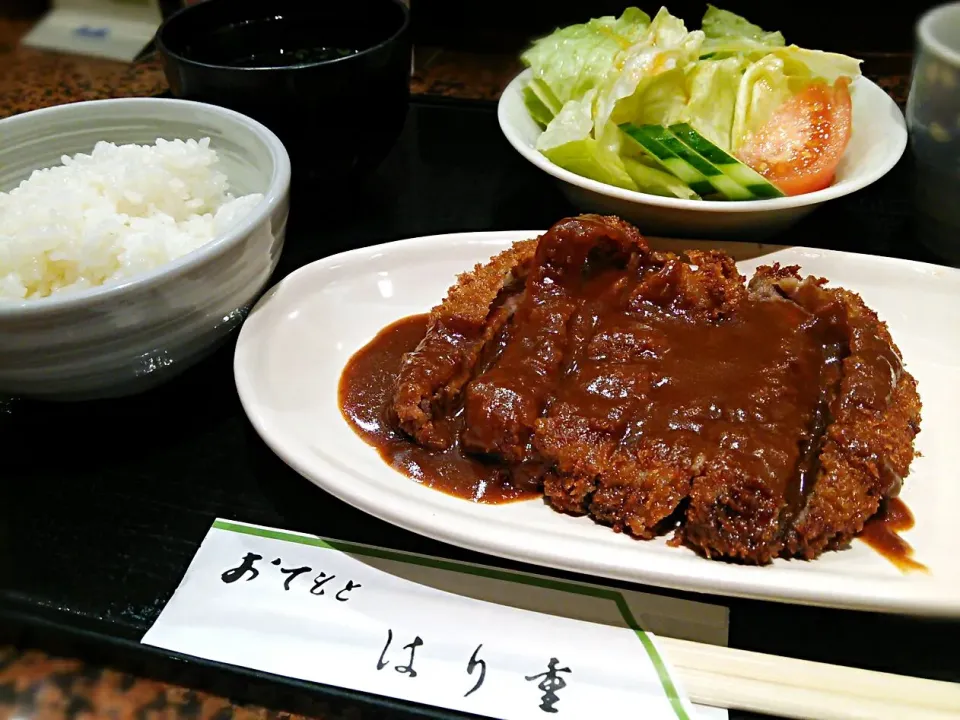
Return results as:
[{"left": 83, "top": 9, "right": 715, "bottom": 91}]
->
[
  {"left": 499, "top": 69, "right": 906, "bottom": 239},
  {"left": 497, "top": 6, "right": 907, "bottom": 240}
]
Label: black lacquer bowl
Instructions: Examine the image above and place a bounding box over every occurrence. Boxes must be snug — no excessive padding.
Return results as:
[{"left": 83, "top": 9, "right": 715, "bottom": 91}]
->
[{"left": 157, "top": 0, "right": 411, "bottom": 183}]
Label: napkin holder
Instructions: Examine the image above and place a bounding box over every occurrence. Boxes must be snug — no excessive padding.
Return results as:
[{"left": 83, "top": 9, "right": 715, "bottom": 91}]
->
[{"left": 21, "top": 0, "right": 163, "bottom": 62}]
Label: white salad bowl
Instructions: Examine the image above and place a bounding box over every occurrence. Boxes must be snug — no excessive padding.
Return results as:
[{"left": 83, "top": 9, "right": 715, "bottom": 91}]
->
[
  {"left": 498, "top": 69, "right": 907, "bottom": 239},
  {"left": 0, "top": 98, "right": 291, "bottom": 400}
]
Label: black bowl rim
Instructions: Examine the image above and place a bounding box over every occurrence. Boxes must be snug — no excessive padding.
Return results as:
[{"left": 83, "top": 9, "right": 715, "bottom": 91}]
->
[{"left": 155, "top": 0, "right": 410, "bottom": 72}]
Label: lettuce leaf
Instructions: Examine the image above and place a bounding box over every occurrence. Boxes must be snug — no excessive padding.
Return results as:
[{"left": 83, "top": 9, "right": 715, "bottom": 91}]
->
[
  {"left": 701, "top": 5, "right": 785, "bottom": 48},
  {"left": 699, "top": 6, "right": 861, "bottom": 83},
  {"left": 606, "top": 66, "right": 690, "bottom": 128},
  {"left": 681, "top": 56, "right": 746, "bottom": 150},
  {"left": 543, "top": 138, "right": 639, "bottom": 192},
  {"left": 731, "top": 55, "right": 793, "bottom": 151},
  {"left": 593, "top": 8, "right": 705, "bottom": 157},
  {"left": 523, "top": 81, "right": 560, "bottom": 127},
  {"left": 536, "top": 90, "right": 638, "bottom": 191},
  {"left": 521, "top": 8, "right": 652, "bottom": 107},
  {"left": 769, "top": 46, "right": 862, "bottom": 84}
]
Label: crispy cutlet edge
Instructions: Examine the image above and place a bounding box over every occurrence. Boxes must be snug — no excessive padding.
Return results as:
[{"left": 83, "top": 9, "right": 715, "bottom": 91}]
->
[
  {"left": 530, "top": 216, "right": 655, "bottom": 518},
  {"left": 677, "top": 249, "right": 749, "bottom": 316},
  {"left": 588, "top": 452, "right": 695, "bottom": 540},
  {"left": 540, "top": 248, "right": 747, "bottom": 540},
  {"left": 679, "top": 266, "right": 829, "bottom": 564},
  {"left": 429, "top": 238, "right": 539, "bottom": 326},
  {"left": 784, "top": 287, "right": 922, "bottom": 558},
  {"left": 394, "top": 215, "right": 645, "bottom": 451},
  {"left": 461, "top": 215, "right": 654, "bottom": 463},
  {"left": 741, "top": 264, "right": 923, "bottom": 561},
  {"left": 681, "top": 464, "right": 789, "bottom": 564},
  {"left": 746, "top": 262, "right": 806, "bottom": 300},
  {"left": 539, "top": 416, "right": 617, "bottom": 516},
  {"left": 675, "top": 264, "right": 923, "bottom": 565},
  {"left": 392, "top": 238, "right": 539, "bottom": 447},
  {"left": 670, "top": 261, "right": 801, "bottom": 562}
]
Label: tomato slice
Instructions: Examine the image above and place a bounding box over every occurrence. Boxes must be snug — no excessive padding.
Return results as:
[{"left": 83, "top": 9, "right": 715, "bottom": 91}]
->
[{"left": 736, "top": 78, "right": 853, "bottom": 197}]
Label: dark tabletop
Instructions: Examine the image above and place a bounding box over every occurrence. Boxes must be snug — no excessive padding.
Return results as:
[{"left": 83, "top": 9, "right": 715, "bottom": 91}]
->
[{"left": 1, "top": 12, "right": 957, "bottom": 720}]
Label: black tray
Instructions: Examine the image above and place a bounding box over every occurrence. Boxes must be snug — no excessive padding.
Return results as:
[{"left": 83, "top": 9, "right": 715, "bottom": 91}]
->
[{"left": 2, "top": 97, "right": 958, "bottom": 720}]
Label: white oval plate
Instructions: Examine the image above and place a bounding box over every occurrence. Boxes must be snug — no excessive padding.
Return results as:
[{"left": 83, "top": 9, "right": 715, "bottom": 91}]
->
[
  {"left": 498, "top": 70, "right": 907, "bottom": 239},
  {"left": 235, "top": 231, "right": 960, "bottom": 616}
]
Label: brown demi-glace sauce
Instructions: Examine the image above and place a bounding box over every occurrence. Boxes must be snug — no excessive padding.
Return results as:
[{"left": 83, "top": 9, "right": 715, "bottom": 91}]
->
[
  {"left": 338, "top": 313, "right": 922, "bottom": 571},
  {"left": 339, "top": 314, "right": 540, "bottom": 503},
  {"left": 859, "top": 497, "right": 926, "bottom": 572}
]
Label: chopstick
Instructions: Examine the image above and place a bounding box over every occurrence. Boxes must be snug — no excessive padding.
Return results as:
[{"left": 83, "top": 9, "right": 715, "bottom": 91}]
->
[{"left": 658, "top": 637, "right": 960, "bottom": 720}]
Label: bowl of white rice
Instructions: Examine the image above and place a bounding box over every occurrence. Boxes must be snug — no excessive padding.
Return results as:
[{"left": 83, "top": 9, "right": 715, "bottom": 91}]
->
[{"left": 0, "top": 97, "right": 290, "bottom": 400}]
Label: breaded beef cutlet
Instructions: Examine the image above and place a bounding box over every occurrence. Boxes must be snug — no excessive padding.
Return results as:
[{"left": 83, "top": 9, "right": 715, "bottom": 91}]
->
[
  {"left": 459, "top": 215, "right": 649, "bottom": 464},
  {"left": 389, "top": 215, "right": 922, "bottom": 564},
  {"left": 393, "top": 238, "right": 538, "bottom": 450}
]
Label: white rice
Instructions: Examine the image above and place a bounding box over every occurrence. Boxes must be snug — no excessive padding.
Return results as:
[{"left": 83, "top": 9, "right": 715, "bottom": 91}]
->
[{"left": 0, "top": 137, "right": 264, "bottom": 301}]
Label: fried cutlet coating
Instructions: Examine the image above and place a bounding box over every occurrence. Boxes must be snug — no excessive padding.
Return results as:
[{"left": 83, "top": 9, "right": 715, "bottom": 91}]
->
[
  {"left": 540, "top": 250, "right": 751, "bottom": 539},
  {"left": 391, "top": 216, "right": 922, "bottom": 565},
  {"left": 392, "top": 238, "right": 537, "bottom": 449},
  {"left": 542, "top": 256, "right": 921, "bottom": 563},
  {"left": 682, "top": 266, "right": 922, "bottom": 562},
  {"left": 461, "top": 215, "right": 651, "bottom": 462},
  {"left": 638, "top": 249, "right": 748, "bottom": 319},
  {"left": 783, "top": 286, "right": 922, "bottom": 558}
]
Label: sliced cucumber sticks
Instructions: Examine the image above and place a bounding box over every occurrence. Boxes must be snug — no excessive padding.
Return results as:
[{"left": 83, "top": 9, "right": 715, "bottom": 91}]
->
[
  {"left": 618, "top": 124, "right": 715, "bottom": 198},
  {"left": 619, "top": 123, "right": 785, "bottom": 201},
  {"left": 669, "top": 123, "right": 784, "bottom": 199}
]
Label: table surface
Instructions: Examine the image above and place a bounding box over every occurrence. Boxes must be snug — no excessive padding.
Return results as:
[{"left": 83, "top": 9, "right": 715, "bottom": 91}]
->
[
  {"left": 0, "top": 16, "right": 915, "bottom": 114},
  {"left": 0, "top": 14, "right": 948, "bottom": 720}
]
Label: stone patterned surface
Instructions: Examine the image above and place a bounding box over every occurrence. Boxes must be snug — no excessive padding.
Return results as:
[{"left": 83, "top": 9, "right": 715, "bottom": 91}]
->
[
  {"left": 0, "top": 645, "right": 328, "bottom": 720},
  {"left": 0, "top": 19, "right": 169, "bottom": 119},
  {"left": 0, "top": 18, "right": 916, "bottom": 119},
  {"left": 0, "top": 17, "right": 527, "bottom": 120}
]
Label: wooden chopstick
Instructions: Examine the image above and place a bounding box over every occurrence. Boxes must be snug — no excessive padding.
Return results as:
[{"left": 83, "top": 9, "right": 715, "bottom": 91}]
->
[{"left": 658, "top": 637, "right": 960, "bottom": 720}]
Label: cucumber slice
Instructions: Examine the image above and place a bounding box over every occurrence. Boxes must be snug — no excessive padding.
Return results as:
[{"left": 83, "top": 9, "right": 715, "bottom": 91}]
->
[
  {"left": 624, "top": 123, "right": 754, "bottom": 200},
  {"left": 668, "top": 123, "right": 785, "bottom": 199},
  {"left": 643, "top": 125, "right": 755, "bottom": 200},
  {"left": 619, "top": 124, "right": 716, "bottom": 198}
]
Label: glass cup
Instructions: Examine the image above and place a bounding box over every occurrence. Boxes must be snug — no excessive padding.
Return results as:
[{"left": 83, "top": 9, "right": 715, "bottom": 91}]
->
[{"left": 908, "top": 2, "right": 960, "bottom": 264}]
